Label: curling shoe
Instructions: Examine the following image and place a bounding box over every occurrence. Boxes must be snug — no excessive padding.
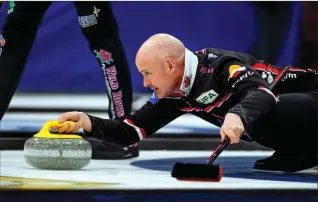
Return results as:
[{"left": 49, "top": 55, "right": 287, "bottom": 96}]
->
[{"left": 253, "top": 152, "right": 318, "bottom": 172}]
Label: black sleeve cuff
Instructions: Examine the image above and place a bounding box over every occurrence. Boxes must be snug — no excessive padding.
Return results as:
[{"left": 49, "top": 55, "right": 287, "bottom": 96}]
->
[{"left": 83, "top": 114, "right": 106, "bottom": 139}]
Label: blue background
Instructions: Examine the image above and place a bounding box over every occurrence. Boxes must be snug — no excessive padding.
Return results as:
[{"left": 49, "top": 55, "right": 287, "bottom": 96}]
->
[{"left": 0, "top": 1, "right": 302, "bottom": 93}]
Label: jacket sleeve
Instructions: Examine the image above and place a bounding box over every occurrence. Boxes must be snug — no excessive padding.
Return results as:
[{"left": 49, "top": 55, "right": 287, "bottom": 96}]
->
[
  {"left": 272, "top": 68, "right": 318, "bottom": 94},
  {"left": 84, "top": 94, "right": 185, "bottom": 147},
  {"left": 216, "top": 60, "right": 278, "bottom": 128}
]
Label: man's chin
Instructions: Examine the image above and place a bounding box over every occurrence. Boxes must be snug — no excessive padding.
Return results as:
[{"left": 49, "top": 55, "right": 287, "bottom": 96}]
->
[
  {"left": 155, "top": 90, "right": 165, "bottom": 99},
  {"left": 156, "top": 94, "right": 164, "bottom": 99}
]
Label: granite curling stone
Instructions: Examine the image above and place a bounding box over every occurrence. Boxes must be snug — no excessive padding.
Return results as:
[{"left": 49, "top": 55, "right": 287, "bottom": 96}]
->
[{"left": 24, "top": 120, "right": 92, "bottom": 170}]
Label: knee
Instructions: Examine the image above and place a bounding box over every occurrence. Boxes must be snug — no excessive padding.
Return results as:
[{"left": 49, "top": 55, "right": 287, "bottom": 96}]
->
[
  {"left": 77, "top": 14, "right": 120, "bottom": 47},
  {"left": 0, "top": 34, "right": 35, "bottom": 51},
  {"left": 1, "top": 27, "right": 37, "bottom": 49},
  {"left": 79, "top": 25, "right": 120, "bottom": 48},
  {"left": 82, "top": 30, "right": 122, "bottom": 51},
  {"left": 2, "top": 19, "right": 40, "bottom": 48}
]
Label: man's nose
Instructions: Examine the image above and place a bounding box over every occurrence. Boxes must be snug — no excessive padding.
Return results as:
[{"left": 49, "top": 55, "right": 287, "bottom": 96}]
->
[{"left": 143, "top": 77, "right": 151, "bottom": 88}]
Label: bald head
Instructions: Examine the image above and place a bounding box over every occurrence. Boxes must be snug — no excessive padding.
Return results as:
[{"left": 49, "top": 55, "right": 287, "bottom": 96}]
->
[
  {"left": 135, "top": 33, "right": 186, "bottom": 98},
  {"left": 136, "top": 33, "right": 185, "bottom": 64}
]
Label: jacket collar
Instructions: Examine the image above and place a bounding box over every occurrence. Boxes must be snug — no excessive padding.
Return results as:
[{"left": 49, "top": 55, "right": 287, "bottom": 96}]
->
[{"left": 179, "top": 48, "right": 198, "bottom": 96}]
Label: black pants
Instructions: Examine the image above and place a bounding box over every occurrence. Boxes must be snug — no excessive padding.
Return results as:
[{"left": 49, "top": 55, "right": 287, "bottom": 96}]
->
[
  {"left": 0, "top": 1, "right": 132, "bottom": 120},
  {"left": 250, "top": 90, "right": 318, "bottom": 156}
]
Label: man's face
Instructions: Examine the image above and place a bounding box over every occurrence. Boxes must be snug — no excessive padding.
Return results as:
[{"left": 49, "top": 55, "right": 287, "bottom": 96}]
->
[{"left": 136, "top": 58, "right": 178, "bottom": 99}]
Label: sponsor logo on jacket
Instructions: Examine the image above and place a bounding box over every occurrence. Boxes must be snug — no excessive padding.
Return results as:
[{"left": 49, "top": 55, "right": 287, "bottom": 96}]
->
[
  {"left": 281, "top": 73, "right": 297, "bottom": 81},
  {"left": 228, "top": 65, "right": 246, "bottom": 80},
  {"left": 196, "top": 89, "right": 219, "bottom": 104},
  {"left": 231, "top": 71, "right": 254, "bottom": 88}
]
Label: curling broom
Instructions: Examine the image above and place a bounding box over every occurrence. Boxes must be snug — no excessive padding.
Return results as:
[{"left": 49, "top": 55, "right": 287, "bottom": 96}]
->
[{"left": 171, "top": 64, "right": 291, "bottom": 182}]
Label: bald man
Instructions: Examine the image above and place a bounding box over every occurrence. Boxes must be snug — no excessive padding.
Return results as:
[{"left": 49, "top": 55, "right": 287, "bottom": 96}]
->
[{"left": 53, "top": 33, "right": 318, "bottom": 173}]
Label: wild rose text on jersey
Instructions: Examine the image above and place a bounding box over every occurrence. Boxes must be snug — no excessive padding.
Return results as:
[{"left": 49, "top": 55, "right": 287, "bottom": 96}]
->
[{"left": 106, "top": 66, "right": 125, "bottom": 117}]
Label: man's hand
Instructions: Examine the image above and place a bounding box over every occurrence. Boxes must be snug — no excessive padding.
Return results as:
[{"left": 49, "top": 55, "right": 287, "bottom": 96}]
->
[
  {"left": 51, "top": 111, "right": 92, "bottom": 133},
  {"left": 220, "top": 113, "right": 244, "bottom": 144}
]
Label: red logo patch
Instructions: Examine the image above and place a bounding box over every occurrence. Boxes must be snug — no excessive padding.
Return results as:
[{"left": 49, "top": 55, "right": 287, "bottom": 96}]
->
[{"left": 184, "top": 76, "right": 191, "bottom": 88}]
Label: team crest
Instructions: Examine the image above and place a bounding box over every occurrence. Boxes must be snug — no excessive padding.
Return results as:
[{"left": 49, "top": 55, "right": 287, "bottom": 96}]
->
[{"left": 184, "top": 76, "right": 191, "bottom": 88}]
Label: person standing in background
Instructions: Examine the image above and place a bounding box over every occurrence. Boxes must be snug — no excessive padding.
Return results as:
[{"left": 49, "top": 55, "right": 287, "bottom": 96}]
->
[
  {"left": 299, "top": 2, "right": 318, "bottom": 71},
  {"left": 249, "top": 2, "right": 294, "bottom": 64}
]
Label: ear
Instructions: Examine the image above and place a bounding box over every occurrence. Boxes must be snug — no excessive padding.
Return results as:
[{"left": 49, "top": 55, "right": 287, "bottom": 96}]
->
[{"left": 165, "top": 58, "right": 175, "bottom": 72}]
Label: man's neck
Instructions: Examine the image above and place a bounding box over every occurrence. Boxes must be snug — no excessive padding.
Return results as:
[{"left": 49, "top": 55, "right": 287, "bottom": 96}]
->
[{"left": 172, "top": 63, "right": 186, "bottom": 95}]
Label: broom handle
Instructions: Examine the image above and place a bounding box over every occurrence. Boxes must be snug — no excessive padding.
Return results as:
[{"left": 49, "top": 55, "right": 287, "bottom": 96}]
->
[{"left": 206, "top": 64, "right": 291, "bottom": 164}]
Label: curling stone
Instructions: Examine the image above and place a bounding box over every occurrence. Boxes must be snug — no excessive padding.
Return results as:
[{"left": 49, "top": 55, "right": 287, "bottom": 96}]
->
[{"left": 23, "top": 120, "right": 92, "bottom": 170}]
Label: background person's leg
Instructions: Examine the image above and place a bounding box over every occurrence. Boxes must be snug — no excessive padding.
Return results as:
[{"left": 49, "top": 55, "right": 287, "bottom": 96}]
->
[
  {"left": 0, "top": 1, "right": 51, "bottom": 121},
  {"left": 73, "top": 2, "right": 137, "bottom": 159}
]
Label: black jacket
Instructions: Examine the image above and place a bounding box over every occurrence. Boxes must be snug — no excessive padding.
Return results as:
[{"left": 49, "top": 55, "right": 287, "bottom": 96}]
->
[{"left": 86, "top": 48, "right": 318, "bottom": 147}]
